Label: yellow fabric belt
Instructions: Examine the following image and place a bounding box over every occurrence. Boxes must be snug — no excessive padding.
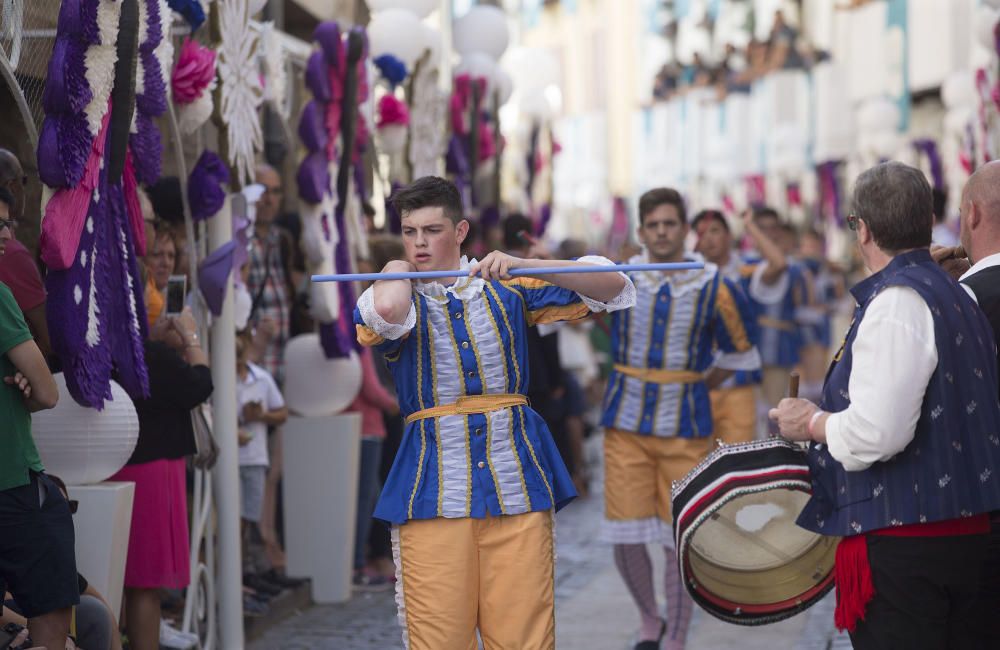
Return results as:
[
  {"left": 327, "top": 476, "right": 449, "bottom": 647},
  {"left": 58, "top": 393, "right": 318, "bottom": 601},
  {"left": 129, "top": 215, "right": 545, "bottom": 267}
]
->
[
  {"left": 405, "top": 394, "right": 529, "bottom": 425},
  {"left": 758, "top": 316, "right": 797, "bottom": 333},
  {"left": 613, "top": 364, "right": 704, "bottom": 384}
]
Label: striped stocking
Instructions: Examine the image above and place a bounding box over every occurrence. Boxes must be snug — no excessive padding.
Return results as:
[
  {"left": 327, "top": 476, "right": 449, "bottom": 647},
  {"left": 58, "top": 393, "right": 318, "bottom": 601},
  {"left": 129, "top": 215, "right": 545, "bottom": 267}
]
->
[
  {"left": 613, "top": 543, "right": 665, "bottom": 641},
  {"left": 663, "top": 545, "right": 693, "bottom": 650}
]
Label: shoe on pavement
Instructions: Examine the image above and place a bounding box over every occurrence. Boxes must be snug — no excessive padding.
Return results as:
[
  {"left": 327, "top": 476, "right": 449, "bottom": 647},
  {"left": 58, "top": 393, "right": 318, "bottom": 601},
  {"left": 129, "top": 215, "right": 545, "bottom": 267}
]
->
[
  {"left": 260, "top": 568, "right": 307, "bottom": 588},
  {"left": 353, "top": 569, "right": 393, "bottom": 592},
  {"left": 160, "top": 620, "right": 200, "bottom": 649}
]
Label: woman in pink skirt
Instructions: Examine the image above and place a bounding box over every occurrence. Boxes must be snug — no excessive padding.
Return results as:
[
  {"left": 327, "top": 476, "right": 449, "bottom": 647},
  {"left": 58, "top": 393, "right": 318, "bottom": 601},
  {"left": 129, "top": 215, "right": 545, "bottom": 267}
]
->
[{"left": 111, "top": 284, "right": 212, "bottom": 650}]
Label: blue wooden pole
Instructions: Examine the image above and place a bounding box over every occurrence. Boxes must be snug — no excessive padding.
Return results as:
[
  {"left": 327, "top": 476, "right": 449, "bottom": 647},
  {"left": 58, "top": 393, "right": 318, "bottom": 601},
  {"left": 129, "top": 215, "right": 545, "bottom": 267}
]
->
[{"left": 312, "top": 262, "right": 704, "bottom": 283}]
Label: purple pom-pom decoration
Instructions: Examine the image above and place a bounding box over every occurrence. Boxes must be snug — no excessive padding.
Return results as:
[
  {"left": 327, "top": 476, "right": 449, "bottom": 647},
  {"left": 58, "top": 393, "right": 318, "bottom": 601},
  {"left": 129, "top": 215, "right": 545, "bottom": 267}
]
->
[
  {"left": 136, "top": 50, "right": 167, "bottom": 116},
  {"left": 129, "top": 114, "right": 163, "bottom": 185},
  {"left": 298, "top": 100, "right": 328, "bottom": 154},
  {"left": 188, "top": 150, "right": 230, "bottom": 221},
  {"left": 314, "top": 22, "right": 343, "bottom": 69},
  {"left": 296, "top": 151, "right": 330, "bottom": 204},
  {"left": 305, "top": 51, "right": 332, "bottom": 103}
]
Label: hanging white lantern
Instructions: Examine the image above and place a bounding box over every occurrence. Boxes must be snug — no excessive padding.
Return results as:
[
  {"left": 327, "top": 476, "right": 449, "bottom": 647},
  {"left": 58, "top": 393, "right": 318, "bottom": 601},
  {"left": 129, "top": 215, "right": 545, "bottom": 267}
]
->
[
  {"left": 455, "top": 52, "right": 497, "bottom": 89},
  {"left": 32, "top": 374, "right": 138, "bottom": 485},
  {"left": 367, "top": 0, "right": 438, "bottom": 18},
  {"left": 368, "top": 9, "right": 426, "bottom": 69},
  {"left": 453, "top": 5, "right": 510, "bottom": 61},
  {"left": 283, "top": 334, "right": 363, "bottom": 416}
]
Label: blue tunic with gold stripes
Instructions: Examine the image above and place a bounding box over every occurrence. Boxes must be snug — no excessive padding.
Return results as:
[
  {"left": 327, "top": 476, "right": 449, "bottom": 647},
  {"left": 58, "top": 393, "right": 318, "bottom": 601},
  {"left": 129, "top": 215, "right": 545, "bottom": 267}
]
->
[
  {"left": 600, "top": 255, "right": 760, "bottom": 438},
  {"left": 355, "top": 256, "right": 636, "bottom": 524}
]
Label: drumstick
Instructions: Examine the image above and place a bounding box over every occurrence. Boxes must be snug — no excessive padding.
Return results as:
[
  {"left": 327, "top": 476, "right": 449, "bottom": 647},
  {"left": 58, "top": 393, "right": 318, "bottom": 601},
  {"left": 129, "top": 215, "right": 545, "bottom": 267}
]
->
[{"left": 788, "top": 371, "right": 800, "bottom": 399}]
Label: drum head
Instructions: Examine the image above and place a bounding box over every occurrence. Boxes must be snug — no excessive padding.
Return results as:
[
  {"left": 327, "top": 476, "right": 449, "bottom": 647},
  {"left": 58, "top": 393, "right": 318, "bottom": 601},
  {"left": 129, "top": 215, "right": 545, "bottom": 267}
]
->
[{"left": 672, "top": 439, "right": 838, "bottom": 625}]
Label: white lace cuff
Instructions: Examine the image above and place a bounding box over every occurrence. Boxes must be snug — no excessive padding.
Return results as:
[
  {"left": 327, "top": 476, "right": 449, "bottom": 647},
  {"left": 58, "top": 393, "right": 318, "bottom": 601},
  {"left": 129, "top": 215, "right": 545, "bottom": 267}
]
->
[
  {"left": 575, "top": 255, "right": 637, "bottom": 313},
  {"left": 715, "top": 347, "right": 762, "bottom": 372},
  {"left": 357, "top": 286, "right": 416, "bottom": 341}
]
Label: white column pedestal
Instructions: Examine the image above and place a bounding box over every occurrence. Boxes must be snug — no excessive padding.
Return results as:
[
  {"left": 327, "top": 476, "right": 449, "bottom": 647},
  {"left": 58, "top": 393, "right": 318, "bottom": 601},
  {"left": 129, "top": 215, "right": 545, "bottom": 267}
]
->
[
  {"left": 67, "top": 481, "right": 135, "bottom": 616},
  {"left": 282, "top": 413, "right": 361, "bottom": 603}
]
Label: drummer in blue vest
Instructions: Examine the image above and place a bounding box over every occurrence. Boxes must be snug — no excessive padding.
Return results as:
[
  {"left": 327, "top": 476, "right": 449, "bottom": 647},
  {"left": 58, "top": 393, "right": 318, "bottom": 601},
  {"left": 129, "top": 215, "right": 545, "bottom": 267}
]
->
[{"left": 770, "top": 161, "right": 1000, "bottom": 649}]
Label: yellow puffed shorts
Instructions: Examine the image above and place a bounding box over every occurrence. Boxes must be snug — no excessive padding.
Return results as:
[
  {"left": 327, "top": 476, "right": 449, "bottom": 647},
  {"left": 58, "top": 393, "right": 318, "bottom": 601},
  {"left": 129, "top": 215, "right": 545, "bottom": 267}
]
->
[
  {"left": 391, "top": 510, "right": 555, "bottom": 650},
  {"left": 709, "top": 384, "right": 758, "bottom": 445},
  {"left": 603, "top": 428, "right": 711, "bottom": 524}
]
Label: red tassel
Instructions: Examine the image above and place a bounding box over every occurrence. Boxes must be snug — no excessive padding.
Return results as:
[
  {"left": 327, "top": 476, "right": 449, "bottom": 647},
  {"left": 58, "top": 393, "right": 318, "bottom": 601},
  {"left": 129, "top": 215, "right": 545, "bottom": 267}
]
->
[{"left": 833, "top": 535, "right": 876, "bottom": 633}]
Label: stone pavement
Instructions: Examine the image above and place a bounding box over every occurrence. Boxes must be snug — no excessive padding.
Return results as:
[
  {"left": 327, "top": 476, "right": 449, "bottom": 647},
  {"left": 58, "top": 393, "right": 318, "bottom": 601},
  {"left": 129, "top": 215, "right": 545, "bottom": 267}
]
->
[{"left": 249, "top": 435, "right": 853, "bottom": 649}]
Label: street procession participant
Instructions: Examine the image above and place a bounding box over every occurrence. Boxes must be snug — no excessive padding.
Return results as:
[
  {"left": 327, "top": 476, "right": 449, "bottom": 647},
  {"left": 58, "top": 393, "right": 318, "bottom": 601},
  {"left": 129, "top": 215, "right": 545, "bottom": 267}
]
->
[
  {"left": 353, "top": 176, "right": 635, "bottom": 649},
  {"left": 752, "top": 207, "right": 811, "bottom": 425},
  {"left": 769, "top": 162, "right": 1000, "bottom": 649},
  {"left": 600, "top": 189, "right": 761, "bottom": 650},
  {"left": 693, "top": 208, "right": 789, "bottom": 444}
]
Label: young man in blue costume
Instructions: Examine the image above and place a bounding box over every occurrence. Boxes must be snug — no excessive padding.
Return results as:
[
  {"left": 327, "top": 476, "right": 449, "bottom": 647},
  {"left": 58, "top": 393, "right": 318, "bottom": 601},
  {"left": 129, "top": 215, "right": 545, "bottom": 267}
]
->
[
  {"left": 600, "top": 189, "right": 761, "bottom": 650},
  {"left": 353, "top": 176, "right": 635, "bottom": 649}
]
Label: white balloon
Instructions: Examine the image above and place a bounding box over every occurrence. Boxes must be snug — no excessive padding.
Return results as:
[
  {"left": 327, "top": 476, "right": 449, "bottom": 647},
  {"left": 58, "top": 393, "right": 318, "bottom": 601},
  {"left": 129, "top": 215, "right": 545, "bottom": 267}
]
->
[
  {"left": 368, "top": 9, "right": 427, "bottom": 69},
  {"left": 517, "top": 89, "right": 553, "bottom": 120},
  {"left": 870, "top": 131, "right": 902, "bottom": 158},
  {"left": 944, "top": 107, "right": 974, "bottom": 135},
  {"left": 32, "top": 374, "right": 138, "bottom": 485},
  {"left": 856, "top": 98, "right": 900, "bottom": 133},
  {"left": 941, "top": 70, "right": 979, "bottom": 109},
  {"left": 367, "top": 0, "right": 438, "bottom": 19},
  {"left": 493, "top": 67, "right": 513, "bottom": 105},
  {"left": 283, "top": 335, "right": 363, "bottom": 416},
  {"left": 503, "top": 46, "right": 559, "bottom": 93},
  {"left": 455, "top": 52, "right": 497, "bottom": 90},
  {"left": 976, "top": 7, "right": 1000, "bottom": 54},
  {"left": 453, "top": 5, "right": 510, "bottom": 60}
]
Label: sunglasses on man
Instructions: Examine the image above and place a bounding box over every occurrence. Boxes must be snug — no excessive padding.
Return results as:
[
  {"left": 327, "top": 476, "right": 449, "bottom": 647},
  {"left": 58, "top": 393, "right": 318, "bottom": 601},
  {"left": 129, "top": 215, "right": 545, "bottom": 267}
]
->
[{"left": 846, "top": 213, "right": 860, "bottom": 231}]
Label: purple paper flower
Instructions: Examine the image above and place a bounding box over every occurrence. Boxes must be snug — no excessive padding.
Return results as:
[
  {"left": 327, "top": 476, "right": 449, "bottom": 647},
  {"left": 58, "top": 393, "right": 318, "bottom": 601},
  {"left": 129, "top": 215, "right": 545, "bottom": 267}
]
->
[{"left": 188, "top": 150, "right": 231, "bottom": 222}]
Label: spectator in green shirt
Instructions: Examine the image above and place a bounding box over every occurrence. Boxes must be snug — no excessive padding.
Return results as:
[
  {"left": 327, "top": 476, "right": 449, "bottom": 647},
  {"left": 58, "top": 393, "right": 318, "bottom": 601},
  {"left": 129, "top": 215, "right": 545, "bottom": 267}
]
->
[{"left": 0, "top": 185, "right": 78, "bottom": 650}]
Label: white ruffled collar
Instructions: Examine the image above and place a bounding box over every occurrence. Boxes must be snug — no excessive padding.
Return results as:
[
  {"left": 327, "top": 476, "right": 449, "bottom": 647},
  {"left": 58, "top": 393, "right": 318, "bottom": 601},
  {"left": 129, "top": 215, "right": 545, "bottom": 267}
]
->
[
  {"left": 630, "top": 250, "right": 716, "bottom": 296},
  {"left": 413, "top": 256, "right": 486, "bottom": 302}
]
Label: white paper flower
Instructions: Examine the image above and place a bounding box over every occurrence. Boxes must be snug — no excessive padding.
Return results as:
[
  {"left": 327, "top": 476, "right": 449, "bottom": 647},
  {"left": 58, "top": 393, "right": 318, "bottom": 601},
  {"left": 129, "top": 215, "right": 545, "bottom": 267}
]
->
[
  {"left": 215, "top": 0, "right": 264, "bottom": 187},
  {"left": 260, "top": 21, "right": 290, "bottom": 119}
]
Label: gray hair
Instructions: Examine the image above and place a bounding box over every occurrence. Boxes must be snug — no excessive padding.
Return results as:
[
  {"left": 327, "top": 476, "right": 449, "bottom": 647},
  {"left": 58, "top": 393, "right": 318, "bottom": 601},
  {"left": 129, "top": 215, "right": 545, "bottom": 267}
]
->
[{"left": 851, "top": 161, "right": 933, "bottom": 252}]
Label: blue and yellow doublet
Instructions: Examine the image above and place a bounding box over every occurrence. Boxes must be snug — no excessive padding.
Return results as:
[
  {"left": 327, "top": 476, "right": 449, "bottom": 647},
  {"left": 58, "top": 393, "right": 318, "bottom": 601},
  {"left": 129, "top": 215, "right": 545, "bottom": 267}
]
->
[
  {"left": 355, "top": 257, "right": 635, "bottom": 525},
  {"left": 600, "top": 256, "right": 760, "bottom": 438}
]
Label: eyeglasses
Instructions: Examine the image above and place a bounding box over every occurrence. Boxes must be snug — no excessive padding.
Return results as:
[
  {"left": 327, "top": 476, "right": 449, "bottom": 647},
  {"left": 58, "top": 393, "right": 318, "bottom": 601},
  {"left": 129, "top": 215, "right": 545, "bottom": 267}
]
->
[
  {"left": 846, "top": 213, "right": 860, "bottom": 231},
  {"left": 0, "top": 218, "right": 15, "bottom": 232}
]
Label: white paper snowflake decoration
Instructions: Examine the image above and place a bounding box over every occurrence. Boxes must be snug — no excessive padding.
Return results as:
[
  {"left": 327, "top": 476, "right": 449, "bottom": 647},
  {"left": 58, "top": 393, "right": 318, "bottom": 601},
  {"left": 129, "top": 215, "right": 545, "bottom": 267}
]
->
[{"left": 213, "top": 0, "right": 264, "bottom": 187}]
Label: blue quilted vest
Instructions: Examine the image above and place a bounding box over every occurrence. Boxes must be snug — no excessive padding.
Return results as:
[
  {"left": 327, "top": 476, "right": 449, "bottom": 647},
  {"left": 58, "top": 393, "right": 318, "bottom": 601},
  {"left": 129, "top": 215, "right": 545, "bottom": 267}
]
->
[{"left": 797, "top": 250, "right": 1000, "bottom": 537}]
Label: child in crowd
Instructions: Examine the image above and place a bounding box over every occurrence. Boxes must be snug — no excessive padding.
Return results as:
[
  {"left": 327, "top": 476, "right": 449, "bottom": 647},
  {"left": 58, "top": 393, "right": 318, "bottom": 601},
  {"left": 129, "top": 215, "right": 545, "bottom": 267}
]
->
[{"left": 235, "top": 330, "right": 288, "bottom": 608}]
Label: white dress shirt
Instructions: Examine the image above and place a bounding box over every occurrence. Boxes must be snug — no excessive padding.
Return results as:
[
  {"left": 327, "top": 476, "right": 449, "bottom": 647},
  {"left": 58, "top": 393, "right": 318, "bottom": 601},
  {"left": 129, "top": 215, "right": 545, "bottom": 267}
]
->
[
  {"left": 824, "top": 285, "right": 938, "bottom": 471},
  {"left": 958, "top": 251, "right": 1000, "bottom": 304}
]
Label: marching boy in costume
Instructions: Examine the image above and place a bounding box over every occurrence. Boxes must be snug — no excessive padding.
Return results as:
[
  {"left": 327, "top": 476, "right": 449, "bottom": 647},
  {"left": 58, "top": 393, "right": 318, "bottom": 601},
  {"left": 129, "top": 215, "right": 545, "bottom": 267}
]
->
[
  {"left": 600, "top": 189, "right": 760, "bottom": 650},
  {"left": 353, "top": 176, "right": 635, "bottom": 649}
]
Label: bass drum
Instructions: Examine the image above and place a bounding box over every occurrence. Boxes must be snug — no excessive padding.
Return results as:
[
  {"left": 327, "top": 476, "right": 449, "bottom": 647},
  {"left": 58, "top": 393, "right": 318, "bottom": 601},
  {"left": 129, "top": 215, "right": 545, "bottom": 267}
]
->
[{"left": 671, "top": 438, "right": 838, "bottom": 625}]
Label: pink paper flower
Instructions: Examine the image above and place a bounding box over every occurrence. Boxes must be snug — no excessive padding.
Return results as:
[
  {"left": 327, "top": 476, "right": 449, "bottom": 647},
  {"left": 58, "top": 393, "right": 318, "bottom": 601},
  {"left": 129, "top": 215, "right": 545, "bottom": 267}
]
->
[
  {"left": 377, "top": 94, "right": 410, "bottom": 129},
  {"left": 172, "top": 37, "right": 217, "bottom": 105}
]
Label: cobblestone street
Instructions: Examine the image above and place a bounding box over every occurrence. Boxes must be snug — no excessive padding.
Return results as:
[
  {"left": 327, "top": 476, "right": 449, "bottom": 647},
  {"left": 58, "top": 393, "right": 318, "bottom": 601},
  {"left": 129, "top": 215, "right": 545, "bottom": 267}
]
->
[{"left": 250, "top": 435, "right": 853, "bottom": 649}]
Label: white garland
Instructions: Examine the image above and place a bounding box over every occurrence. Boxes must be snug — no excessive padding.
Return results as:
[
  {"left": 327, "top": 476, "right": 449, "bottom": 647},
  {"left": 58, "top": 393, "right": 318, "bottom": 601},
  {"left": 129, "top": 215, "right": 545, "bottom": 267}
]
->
[{"left": 216, "top": 0, "right": 264, "bottom": 186}]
